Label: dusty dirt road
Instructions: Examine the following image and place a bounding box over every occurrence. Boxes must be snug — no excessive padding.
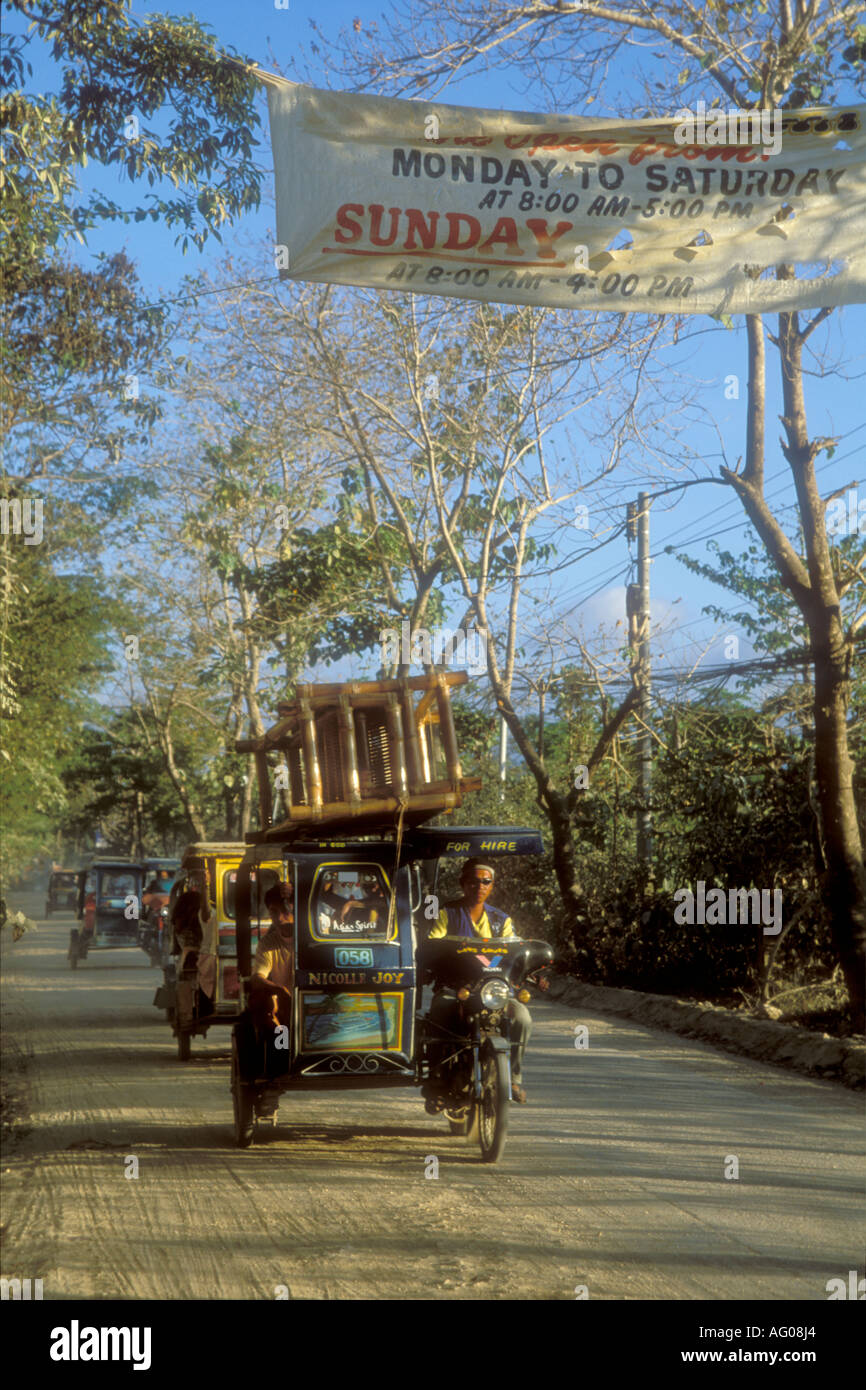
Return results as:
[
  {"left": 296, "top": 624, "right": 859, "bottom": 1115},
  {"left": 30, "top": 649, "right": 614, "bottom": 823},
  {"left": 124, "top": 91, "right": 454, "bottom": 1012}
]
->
[{"left": 2, "top": 897, "right": 863, "bottom": 1301}]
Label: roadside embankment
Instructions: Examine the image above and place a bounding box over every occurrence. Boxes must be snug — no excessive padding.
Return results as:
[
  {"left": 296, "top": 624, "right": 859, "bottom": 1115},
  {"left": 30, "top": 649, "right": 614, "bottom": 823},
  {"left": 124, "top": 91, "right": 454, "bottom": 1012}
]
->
[{"left": 546, "top": 975, "right": 866, "bottom": 1090}]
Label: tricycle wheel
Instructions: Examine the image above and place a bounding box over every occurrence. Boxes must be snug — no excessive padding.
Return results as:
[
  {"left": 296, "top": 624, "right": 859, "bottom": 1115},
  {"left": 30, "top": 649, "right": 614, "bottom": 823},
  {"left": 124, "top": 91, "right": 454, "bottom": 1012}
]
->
[
  {"left": 232, "top": 1035, "right": 255, "bottom": 1148},
  {"left": 177, "top": 1030, "right": 191, "bottom": 1061},
  {"left": 477, "top": 1047, "right": 509, "bottom": 1164}
]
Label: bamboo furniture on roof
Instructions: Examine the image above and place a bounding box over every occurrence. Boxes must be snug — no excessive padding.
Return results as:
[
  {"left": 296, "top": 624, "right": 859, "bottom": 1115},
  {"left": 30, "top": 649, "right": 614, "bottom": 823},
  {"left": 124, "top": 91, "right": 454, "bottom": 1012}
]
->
[{"left": 236, "top": 671, "right": 482, "bottom": 839}]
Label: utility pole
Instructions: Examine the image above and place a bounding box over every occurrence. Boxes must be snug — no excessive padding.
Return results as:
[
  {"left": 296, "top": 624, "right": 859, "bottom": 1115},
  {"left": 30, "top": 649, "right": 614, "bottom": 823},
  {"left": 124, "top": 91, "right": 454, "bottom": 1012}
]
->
[{"left": 627, "top": 493, "right": 652, "bottom": 872}]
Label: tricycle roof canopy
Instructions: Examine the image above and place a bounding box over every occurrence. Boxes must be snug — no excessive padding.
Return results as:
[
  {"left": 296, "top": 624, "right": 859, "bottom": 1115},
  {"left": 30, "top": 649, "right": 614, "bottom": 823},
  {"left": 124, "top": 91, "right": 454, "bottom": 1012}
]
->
[
  {"left": 180, "top": 842, "right": 249, "bottom": 860},
  {"left": 236, "top": 826, "right": 545, "bottom": 864},
  {"left": 401, "top": 826, "right": 544, "bottom": 859},
  {"left": 81, "top": 857, "right": 142, "bottom": 870},
  {"left": 238, "top": 671, "right": 482, "bottom": 839}
]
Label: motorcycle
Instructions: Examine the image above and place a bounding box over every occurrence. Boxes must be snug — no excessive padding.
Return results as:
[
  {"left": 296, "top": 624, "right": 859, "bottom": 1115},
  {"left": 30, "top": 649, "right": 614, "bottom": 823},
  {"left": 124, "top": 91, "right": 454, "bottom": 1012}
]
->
[{"left": 419, "top": 936, "right": 553, "bottom": 1163}]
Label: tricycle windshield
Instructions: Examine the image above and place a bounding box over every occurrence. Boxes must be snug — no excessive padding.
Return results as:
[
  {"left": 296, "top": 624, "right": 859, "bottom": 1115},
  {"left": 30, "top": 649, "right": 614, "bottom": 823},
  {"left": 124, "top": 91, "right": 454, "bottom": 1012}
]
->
[
  {"left": 223, "top": 866, "right": 281, "bottom": 920},
  {"left": 308, "top": 862, "right": 394, "bottom": 943},
  {"left": 98, "top": 869, "right": 138, "bottom": 901}
]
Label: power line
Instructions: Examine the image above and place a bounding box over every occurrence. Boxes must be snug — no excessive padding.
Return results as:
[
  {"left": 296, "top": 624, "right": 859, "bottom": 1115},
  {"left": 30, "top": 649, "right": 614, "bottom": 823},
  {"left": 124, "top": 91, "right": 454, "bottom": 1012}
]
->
[
  {"left": 563, "top": 643, "right": 818, "bottom": 690},
  {"left": 547, "top": 439, "right": 865, "bottom": 631},
  {"left": 137, "top": 274, "right": 279, "bottom": 315},
  {"left": 649, "top": 424, "right": 866, "bottom": 558},
  {"left": 655, "top": 443, "right": 866, "bottom": 559}
]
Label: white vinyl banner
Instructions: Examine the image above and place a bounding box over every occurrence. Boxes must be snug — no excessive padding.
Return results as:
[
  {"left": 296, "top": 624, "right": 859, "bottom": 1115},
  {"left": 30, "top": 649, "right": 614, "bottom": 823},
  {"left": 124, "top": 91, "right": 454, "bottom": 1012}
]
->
[{"left": 263, "top": 76, "right": 866, "bottom": 316}]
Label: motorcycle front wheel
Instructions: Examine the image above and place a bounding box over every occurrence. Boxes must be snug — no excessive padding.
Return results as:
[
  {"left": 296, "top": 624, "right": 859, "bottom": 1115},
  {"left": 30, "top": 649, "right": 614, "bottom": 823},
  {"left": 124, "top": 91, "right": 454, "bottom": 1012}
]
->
[{"left": 477, "top": 1046, "right": 510, "bottom": 1163}]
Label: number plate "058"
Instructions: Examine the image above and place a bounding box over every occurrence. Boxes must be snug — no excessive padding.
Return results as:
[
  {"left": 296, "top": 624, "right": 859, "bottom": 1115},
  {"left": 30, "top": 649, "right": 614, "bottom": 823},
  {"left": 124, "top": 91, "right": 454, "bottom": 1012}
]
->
[{"left": 335, "top": 947, "right": 374, "bottom": 967}]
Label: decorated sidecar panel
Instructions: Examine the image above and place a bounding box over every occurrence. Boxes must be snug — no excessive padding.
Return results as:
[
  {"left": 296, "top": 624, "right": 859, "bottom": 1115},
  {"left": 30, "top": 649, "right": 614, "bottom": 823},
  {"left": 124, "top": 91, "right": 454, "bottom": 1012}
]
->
[{"left": 299, "top": 991, "right": 406, "bottom": 1053}]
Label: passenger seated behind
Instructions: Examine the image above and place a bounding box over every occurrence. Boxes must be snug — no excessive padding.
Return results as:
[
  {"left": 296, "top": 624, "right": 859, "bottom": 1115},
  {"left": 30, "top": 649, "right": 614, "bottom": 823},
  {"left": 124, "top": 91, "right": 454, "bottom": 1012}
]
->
[
  {"left": 318, "top": 872, "right": 384, "bottom": 934},
  {"left": 171, "top": 891, "right": 215, "bottom": 1006},
  {"left": 246, "top": 881, "right": 294, "bottom": 1116},
  {"left": 250, "top": 881, "right": 294, "bottom": 1037}
]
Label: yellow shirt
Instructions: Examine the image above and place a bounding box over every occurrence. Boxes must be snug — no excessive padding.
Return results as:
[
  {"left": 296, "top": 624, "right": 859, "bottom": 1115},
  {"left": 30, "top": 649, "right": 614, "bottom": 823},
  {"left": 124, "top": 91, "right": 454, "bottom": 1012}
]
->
[
  {"left": 253, "top": 926, "right": 294, "bottom": 990},
  {"left": 427, "top": 906, "right": 515, "bottom": 940}
]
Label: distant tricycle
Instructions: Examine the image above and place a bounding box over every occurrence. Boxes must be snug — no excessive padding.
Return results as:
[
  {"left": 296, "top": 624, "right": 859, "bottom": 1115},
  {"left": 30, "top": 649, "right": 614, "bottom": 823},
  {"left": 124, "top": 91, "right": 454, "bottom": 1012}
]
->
[{"left": 69, "top": 858, "right": 144, "bottom": 969}]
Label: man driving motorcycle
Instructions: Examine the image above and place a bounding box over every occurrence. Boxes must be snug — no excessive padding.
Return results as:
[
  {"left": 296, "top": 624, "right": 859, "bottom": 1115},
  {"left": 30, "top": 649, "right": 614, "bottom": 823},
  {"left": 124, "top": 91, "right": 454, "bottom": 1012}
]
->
[{"left": 425, "top": 858, "right": 532, "bottom": 1103}]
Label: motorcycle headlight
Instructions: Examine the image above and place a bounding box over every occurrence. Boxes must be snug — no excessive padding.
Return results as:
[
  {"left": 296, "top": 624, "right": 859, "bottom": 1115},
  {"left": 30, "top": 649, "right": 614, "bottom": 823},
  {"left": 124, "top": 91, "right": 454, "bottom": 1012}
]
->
[{"left": 480, "top": 979, "right": 510, "bottom": 1010}]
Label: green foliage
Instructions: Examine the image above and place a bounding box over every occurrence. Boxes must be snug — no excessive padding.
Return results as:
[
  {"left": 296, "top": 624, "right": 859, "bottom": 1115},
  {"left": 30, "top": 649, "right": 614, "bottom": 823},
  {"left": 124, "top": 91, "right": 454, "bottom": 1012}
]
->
[
  {"left": 2, "top": 249, "right": 169, "bottom": 490},
  {"left": 2, "top": 0, "right": 262, "bottom": 496},
  {"left": 1, "top": 0, "right": 262, "bottom": 258},
  {"left": 1, "top": 0, "right": 266, "bottom": 842},
  {"left": 676, "top": 540, "right": 808, "bottom": 655},
  {"left": 247, "top": 523, "right": 395, "bottom": 673},
  {"left": 0, "top": 533, "right": 115, "bottom": 880},
  {"left": 440, "top": 669, "right": 845, "bottom": 1005},
  {"left": 451, "top": 702, "right": 499, "bottom": 767},
  {"left": 60, "top": 707, "right": 214, "bottom": 853}
]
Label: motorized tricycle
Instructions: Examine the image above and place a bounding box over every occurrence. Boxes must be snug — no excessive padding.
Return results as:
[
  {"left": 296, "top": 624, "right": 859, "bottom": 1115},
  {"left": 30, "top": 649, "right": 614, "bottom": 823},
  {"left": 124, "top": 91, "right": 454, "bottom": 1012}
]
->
[
  {"left": 70, "top": 858, "right": 145, "bottom": 969},
  {"left": 46, "top": 869, "right": 79, "bottom": 917},
  {"left": 230, "top": 826, "right": 552, "bottom": 1162},
  {"left": 154, "top": 843, "right": 282, "bottom": 1059}
]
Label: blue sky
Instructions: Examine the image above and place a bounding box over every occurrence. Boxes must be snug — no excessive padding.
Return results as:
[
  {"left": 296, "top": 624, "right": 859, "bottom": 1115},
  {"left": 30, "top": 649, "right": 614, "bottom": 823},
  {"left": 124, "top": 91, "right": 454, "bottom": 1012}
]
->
[{"left": 16, "top": 0, "right": 866, "bottom": 694}]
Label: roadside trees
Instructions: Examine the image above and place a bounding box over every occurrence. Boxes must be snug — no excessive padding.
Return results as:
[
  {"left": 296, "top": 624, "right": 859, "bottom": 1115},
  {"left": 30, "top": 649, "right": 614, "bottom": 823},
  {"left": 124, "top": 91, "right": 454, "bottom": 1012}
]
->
[
  {"left": 306, "top": 0, "right": 866, "bottom": 1023},
  {"left": 1, "top": 0, "right": 264, "bottom": 866},
  {"left": 265, "top": 283, "right": 690, "bottom": 948}
]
